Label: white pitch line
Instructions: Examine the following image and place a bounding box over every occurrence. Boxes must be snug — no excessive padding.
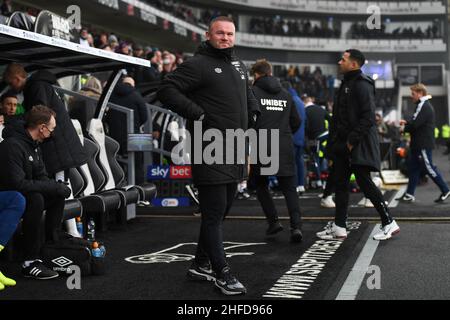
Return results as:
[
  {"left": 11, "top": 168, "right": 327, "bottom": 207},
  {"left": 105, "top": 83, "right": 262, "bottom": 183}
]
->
[{"left": 335, "top": 224, "right": 381, "bottom": 300}]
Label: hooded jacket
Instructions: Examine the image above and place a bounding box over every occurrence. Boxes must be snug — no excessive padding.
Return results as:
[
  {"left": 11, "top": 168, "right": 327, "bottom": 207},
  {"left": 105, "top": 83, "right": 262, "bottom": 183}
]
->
[
  {"left": 0, "top": 124, "right": 67, "bottom": 196},
  {"left": 252, "top": 76, "right": 300, "bottom": 176},
  {"left": 105, "top": 82, "right": 149, "bottom": 154},
  {"left": 329, "top": 69, "right": 380, "bottom": 171},
  {"left": 157, "top": 41, "right": 260, "bottom": 185},
  {"left": 23, "top": 70, "right": 88, "bottom": 175}
]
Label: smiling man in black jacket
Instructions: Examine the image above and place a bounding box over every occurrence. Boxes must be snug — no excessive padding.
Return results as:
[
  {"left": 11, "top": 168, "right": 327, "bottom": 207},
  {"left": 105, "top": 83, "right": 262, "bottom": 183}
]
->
[
  {"left": 316, "top": 49, "right": 399, "bottom": 242},
  {"left": 0, "top": 105, "right": 72, "bottom": 280},
  {"left": 157, "top": 16, "right": 259, "bottom": 296}
]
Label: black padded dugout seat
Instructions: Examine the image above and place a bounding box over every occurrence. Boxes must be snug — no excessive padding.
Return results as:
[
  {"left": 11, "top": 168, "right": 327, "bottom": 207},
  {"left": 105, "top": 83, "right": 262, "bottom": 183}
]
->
[{"left": 88, "top": 119, "right": 156, "bottom": 204}]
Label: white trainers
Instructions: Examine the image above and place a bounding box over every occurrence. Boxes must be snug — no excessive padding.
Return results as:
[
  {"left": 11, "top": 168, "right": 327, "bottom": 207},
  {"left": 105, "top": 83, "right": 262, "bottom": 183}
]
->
[
  {"left": 363, "top": 198, "right": 374, "bottom": 207},
  {"left": 373, "top": 220, "right": 400, "bottom": 241},
  {"left": 316, "top": 222, "right": 347, "bottom": 240},
  {"left": 321, "top": 196, "right": 336, "bottom": 208}
]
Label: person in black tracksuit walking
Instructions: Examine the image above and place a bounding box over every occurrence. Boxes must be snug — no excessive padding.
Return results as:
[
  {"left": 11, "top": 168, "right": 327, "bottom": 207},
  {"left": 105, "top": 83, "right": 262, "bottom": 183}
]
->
[
  {"left": 157, "top": 17, "right": 259, "bottom": 296},
  {"left": 399, "top": 83, "right": 450, "bottom": 203},
  {"left": 250, "top": 59, "right": 303, "bottom": 242},
  {"left": 317, "top": 49, "right": 399, "bottom": 241}
]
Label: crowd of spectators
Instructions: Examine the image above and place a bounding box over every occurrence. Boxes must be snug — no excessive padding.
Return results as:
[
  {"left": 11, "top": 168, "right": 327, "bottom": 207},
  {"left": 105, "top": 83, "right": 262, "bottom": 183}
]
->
[
  {"left": 145, "top": 0, "right": 233, "bottom": 28},
  {"left": 277, "top": 66, "right": 335, "bottom": 103},
  {"left": 349, "top": 21, "right": 441, "bottom": 39},
  {"left": 249, "top": 17, "right": 340, "bottom": 38},
  {"left": 276, "top": 65, "right": 395, "bottom": 114}
]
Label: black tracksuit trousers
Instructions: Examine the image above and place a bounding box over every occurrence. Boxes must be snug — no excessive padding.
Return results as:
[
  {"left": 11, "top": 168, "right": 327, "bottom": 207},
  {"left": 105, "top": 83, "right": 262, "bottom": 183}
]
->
[
  {"left": 195, "top": 183, "right": 237, "bottom": 275},
  {"left": 22, "top": 192, "right": 65, "bottom": 261},
  {"left": 334, "top": 156, "right": 393, "bottom": 228}
]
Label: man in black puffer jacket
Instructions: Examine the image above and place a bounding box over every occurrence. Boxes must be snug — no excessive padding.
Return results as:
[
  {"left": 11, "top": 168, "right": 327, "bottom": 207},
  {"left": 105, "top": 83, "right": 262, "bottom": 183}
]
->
[
  {"left": 317, "top": 49, "right": 399, "bottom": 242},
  {"left": 0, "top": 106, "right": 72, "bottom": 280},
  {"left": 250, "top": 59, "right": 303, "bottom": 243},
  {"left": 157, "top": 16, "right": 259, "bottom": 296}
]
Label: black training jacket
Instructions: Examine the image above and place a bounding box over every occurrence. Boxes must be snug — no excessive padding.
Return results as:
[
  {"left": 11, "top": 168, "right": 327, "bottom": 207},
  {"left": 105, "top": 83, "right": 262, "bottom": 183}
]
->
[
  {"left": 252, "top": 76, "right": 300, "bottom": 176},
  {"left": 157, "top": 41, "right": 260, "bottom": 186},
  {"left": 0, "top": 124, "right": 63, "bottom": 195},
  {"left": 404, "top": 99, "right": 435, "bottom": 151}
]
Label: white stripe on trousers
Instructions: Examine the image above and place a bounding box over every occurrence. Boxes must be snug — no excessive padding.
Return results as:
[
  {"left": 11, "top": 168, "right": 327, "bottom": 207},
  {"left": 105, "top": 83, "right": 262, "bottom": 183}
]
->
[{"left": 421, "top": 149, "right": 438, "bottom": 178}]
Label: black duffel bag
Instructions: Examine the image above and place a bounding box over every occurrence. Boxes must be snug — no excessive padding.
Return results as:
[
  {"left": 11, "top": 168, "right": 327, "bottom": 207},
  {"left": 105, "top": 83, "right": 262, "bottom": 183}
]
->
[{"left": 40, "top": 233, "right": 106, "bottom": 276}]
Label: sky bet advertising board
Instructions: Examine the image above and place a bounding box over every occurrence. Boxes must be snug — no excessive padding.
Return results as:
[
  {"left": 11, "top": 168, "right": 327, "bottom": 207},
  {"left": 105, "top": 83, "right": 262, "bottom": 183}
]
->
[{"left": 147, "top": 165, "right": 193, "bottom": 207}]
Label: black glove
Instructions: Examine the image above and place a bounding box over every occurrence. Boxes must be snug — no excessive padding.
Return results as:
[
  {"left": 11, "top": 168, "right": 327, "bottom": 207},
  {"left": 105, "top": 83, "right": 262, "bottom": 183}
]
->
[{"left": 56, "top": 182, "right": 72, "bottom": 199}]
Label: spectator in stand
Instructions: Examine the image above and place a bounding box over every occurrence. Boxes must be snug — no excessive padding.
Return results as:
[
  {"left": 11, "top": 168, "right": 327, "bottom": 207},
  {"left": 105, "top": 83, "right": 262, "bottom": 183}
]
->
[
  {"left": 1, "top": 0, "right": 13, "bottom": 16},
  {"left": 79, "top": 28, "right": 90, "bottom": 47},
  {"left": 133, "top": 43, "right": 145, "bottom": 59},
  {"left": 109, "top": 34, "right": 119, "bottom": 51},
  {"left": 161, "top": 52, "right": 177, "bottom": 78},
  {"left": 68, "top": 76, "right": 103, "bottom": 136},
  {"left": 96, "top": 32, "right": 109, "bottom": 49},
  {"left": 116, "top": 41, "right": 131, "bottom": 55},
  {"left": 1, "top": 90, "right": 18, "bottom": 117},
  {"left": 151, "top": 50, "right": 163, "bottom": 73}
]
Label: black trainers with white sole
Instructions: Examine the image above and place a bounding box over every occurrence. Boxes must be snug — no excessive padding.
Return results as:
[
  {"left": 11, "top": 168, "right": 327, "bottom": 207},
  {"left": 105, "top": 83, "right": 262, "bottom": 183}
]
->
[
  {"left": 187, "top": 261, "right": 216, "bottom": 282},
  {"left": 215, "top": 267, "right": 246, "bottom": 296},
  {"left": 22, "top": 260, "right": 59, "bottom": 280},
  {"left": 435, "top": 191, "right": 450, "bottom": 203},
  {"left": 397, "top": 193, "right": 415, "bottom": 202}
]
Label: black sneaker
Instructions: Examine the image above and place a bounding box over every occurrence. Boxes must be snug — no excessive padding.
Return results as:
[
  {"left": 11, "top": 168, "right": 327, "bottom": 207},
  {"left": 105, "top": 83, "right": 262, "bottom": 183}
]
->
[
  {"left": 290, "top": 228, "right": 303, "bottom": 243},
  {"left": 215, "top": 267, "right": 246, "bottom": 296},
  {"left": 396, "top": 193, "right": 415, "bottom": 202},
  {"left": 266, "top": 221, "right": 283, "bottom": 235},
  {"left": 187, "top": 261, "right": 216, "bottom": 282},
  {"left": 22, "top": 260, "right": 59, "bottom": 280},
  {"left": 185, "top": 184, "right": 200, "bottom": 205},
  {"left": 435, "top": 191, "right": 450, "bottom": 203}
]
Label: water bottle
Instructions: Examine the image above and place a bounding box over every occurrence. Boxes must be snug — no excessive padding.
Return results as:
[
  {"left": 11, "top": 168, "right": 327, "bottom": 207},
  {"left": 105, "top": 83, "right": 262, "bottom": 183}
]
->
[
  {"left": 87, "top": 218, "right": 96, "bottom": 242},
  {"left": 91, "top": 241, "right": 102, "bottom": 258},
  {"left": 76, "top": 217, "right": 83, "bottom": 238}
]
